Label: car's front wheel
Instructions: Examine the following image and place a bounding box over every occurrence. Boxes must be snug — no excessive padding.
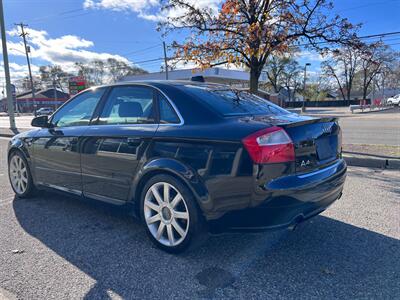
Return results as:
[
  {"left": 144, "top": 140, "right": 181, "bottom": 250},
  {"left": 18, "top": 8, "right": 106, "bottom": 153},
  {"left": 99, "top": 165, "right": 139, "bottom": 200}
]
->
[
  {"left": 140, "top": 174, "right": 206, "bottom": 253},
  {"left": 8, "top": 151, "right": 36, "bottom": 198}
]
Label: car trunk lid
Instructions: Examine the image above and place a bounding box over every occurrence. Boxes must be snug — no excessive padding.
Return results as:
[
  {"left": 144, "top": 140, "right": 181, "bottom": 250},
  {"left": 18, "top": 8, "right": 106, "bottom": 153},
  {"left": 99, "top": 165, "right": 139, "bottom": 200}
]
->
[{"left": 240, "top": 114, "right": 342, "bottom": 173}]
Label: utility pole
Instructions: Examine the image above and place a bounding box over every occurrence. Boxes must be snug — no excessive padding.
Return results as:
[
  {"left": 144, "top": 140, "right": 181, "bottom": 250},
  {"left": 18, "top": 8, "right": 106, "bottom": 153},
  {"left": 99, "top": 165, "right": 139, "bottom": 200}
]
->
[
  {"left": 0, "top": 0, "right": 16, "bottom": 129},
  {"left": 15, "top": 22, "right": 35, "bottom": 112},
  {"left": 52, "top": 73, "right": 58, "bottom": 110},
  {"left": 163, "top": 41, "right": 169, "bottom": 80},
  {"left": 301, "top": 63, "right": 311, "bottom": 113}
]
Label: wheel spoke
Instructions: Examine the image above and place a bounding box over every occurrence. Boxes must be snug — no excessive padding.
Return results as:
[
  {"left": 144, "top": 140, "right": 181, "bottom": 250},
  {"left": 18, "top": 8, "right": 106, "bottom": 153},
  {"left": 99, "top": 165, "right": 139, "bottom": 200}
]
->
[
  {"left": 156, "top": 222, "right": 165, "bottom": 240},
  {"left": 163, "top": 183, "right": 170, "bottom": 203},
  {"left": 172, "top": 219, "right": 185, "bottom": 237},
  {"left": 17, "top": 180, "right": 22, "bottom": 193},
  {"left": 170, "top": 194, "right": 182, "bottom": 208},
  {"left": 151, "top": 187, "right": 163, "bottom": 205},
  {"left": 146, "top": 214, "right": 161, "bottom": 224},
  {"left": 145, "top": 201, "right": 160, "bottom": 212},
  {"left": 166, "top": 224, "right": 174, "bottom": 245},
  {"left": 174, "top": 211, "right": 189, "bottom": 220},
  {"left": 21, "top": 180, "right": 27, "bottom": 191},
  {"left": 12, "top": 158, "right": 18, "bottom": 170}
]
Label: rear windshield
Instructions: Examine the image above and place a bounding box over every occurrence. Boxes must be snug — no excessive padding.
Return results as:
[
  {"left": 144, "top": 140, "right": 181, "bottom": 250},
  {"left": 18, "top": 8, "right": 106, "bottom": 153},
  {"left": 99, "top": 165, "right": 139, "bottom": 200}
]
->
[{"left": 182, "top": 85, "right": 290, "bottom": 117}]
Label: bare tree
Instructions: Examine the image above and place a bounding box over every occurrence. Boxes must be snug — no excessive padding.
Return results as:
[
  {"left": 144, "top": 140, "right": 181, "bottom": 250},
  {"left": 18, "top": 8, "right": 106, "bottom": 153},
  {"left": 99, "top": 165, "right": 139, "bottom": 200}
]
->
[
  {"left": 160, "top": 0, "right": 358, "bottom": 92},
  {"left": 106, "top": 58, "right": 148, "bottom": 83},
  {"left": 264, "top": 56, "right": 292, "bottom": 93},
  {"left": 281, "top": 59, "right": 302, "bottom": 103},
  {"left": 322, "top": 44, "right": 361, "bottom": 101},
  {"left": 359, "top": 43, "right": 397, "bottom": 100}
]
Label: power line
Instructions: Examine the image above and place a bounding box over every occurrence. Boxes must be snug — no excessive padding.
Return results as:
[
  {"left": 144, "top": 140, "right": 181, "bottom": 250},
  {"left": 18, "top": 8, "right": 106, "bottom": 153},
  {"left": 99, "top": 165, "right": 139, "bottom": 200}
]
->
[
  {"left": 294, "top": 31, "right": 400, "bottom": 48},
  {"left": 335, "top": 0, "right": 399, "bottom": 13},
  {"left": 19, "top": 7, "right": 87, "bottom": 24},
  {"left": 121, "top": 44, "right": 162, "bottom": 57}
]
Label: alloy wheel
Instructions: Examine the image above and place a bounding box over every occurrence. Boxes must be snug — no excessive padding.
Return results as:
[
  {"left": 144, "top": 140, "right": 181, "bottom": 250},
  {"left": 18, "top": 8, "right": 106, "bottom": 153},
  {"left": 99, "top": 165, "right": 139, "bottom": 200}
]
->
[
  {"left": 9, "top": 154, "right": 28, "bottom": 195},
  {"left": 144, "top": 182, "right": 190, "bottom": 247}
]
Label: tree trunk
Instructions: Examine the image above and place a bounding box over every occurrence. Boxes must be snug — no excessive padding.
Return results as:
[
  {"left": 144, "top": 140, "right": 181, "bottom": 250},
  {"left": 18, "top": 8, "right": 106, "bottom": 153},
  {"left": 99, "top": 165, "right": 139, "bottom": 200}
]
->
[
  {"left": 249, "top": 68, "right": 260, "bottom": 93},
  {"left": 362, "top": 69, "right": 368, "bottom": 101}
]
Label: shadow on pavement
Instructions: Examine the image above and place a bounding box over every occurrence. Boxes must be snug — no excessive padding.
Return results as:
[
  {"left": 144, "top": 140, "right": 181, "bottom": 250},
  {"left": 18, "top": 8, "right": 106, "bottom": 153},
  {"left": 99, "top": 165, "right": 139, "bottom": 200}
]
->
[{"left": 13, "top": 192, "right": 400, "bottom": 299}]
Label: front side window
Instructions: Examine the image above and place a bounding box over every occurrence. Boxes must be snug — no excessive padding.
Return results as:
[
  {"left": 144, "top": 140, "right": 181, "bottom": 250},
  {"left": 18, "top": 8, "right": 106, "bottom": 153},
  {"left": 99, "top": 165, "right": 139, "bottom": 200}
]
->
[
  {"left": 99, "top": 86, "right": 155, "bottom": 125},
  {"left": 51, "top": 88, "right": 105, "bottom": 127}
]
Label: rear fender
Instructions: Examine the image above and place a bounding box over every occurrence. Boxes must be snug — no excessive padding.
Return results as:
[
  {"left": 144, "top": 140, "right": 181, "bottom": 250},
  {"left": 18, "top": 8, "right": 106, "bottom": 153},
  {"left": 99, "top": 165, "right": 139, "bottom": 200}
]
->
[{"left": 129, "top": 157, "right": 211, "bottom": 214}]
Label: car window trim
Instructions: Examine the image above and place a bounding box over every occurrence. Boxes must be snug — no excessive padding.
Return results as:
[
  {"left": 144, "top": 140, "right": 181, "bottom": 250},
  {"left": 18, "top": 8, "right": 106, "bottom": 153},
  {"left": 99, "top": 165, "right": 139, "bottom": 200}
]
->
[
  {"left": 92, "top": 85, "right": 158, "bottom": 126},
  {"left": 48, "top": 87, "right": 107, "bottom": 128},
  {"left": 90, "top": 83, "right": 184, "bottom": 127},
  {"left": 156, "top": 91, "right": 181, "bottom": 125}
]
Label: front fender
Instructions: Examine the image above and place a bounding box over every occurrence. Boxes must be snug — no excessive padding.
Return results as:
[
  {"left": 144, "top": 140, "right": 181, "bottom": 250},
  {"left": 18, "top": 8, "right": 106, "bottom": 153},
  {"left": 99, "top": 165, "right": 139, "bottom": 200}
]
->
[
  {"left": 8, "top": 130, "right": 38, "bottom": 182},
  {"left": 130, "top": 157, "right": 213, "bottom": 215},
  {"left": 8, "top": 135, "right": 32, "bottom": 162}
]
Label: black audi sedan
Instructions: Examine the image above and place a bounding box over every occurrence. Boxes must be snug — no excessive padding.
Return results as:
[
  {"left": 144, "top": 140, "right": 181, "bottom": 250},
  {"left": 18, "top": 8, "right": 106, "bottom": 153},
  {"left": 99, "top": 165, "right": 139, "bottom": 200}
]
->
[{"left": 8, "top": 81, "right": 346, "bottom": 253}]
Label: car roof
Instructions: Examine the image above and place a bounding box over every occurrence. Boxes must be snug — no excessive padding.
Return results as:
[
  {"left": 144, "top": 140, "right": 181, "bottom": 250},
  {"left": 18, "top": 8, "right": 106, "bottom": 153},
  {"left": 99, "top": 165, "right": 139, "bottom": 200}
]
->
[{"left": 92, "top": 80, "right": 230, "bottom": 90}]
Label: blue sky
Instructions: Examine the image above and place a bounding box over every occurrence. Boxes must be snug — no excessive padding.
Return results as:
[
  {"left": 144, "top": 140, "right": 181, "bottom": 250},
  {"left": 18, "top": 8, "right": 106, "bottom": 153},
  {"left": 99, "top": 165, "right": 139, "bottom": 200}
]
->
[{"left": 2, "top": 0, "right": 400, "bottom": 83}]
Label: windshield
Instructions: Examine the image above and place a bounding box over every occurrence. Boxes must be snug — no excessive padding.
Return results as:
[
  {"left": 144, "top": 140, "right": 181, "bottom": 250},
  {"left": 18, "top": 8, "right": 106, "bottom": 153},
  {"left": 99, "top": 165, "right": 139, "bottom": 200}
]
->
[{"left": 182, "top": 85, "right": 290, "bottom": 117}]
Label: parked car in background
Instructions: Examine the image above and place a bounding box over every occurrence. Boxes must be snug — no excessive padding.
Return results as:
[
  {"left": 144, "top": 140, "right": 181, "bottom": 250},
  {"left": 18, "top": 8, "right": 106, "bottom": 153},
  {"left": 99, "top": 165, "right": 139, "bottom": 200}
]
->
[
  {"left": 35, "top": 107, "right": 54, "bottom": 116},
  {"left": 8, "top": 81, "right": 347, "bottom": 253},
  {"left": 387, "top": 94, "right": 400, "bottom": 106}
]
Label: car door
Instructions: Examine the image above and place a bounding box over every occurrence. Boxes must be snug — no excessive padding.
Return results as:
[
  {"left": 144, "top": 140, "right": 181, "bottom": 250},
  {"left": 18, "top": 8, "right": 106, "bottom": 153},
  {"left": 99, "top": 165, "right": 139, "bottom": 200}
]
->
[
  {"left": 32, "top": 88, "right": 106, "bottom": 194},
  {"left": 80, "top": 85, "right": 158, "bottom": 203}
]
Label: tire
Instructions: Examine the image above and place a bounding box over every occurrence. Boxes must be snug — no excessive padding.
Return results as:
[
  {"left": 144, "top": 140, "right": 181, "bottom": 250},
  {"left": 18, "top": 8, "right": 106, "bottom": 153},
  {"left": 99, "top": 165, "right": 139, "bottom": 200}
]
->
[
  {"left": 140, "top": 174, "right": 207, "bottom": 253},
  {"left": 8, "top": 151, "right": 36, "bottom": 198}
]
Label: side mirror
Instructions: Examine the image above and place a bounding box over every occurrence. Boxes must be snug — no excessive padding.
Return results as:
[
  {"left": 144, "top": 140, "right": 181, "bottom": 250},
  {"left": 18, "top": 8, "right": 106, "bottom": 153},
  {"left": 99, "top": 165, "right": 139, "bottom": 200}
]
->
[{"left": 31, "top": 115, "right": 50, "bottom": 128}]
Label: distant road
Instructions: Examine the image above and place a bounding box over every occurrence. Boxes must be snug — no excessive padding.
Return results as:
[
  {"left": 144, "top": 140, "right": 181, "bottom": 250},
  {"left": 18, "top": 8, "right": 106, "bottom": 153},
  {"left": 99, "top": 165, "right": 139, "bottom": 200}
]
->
[
  {"left": 0, "top": 107, "right": 399, "bottom": 146},
  {"left": 338, "top": 108, "right": 399, "bottom": 146}
]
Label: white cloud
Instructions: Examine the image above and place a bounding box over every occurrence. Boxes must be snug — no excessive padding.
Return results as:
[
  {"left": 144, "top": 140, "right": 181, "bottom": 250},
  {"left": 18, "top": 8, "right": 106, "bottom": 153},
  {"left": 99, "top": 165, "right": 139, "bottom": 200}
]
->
[
  {"left": 5, "top": 27, "right": 130, "bottom": 75},
  {"left": 295, "top": 50, "right": 330, "bottom": 62},
  {"left": 0, "top": 62, "right": 40, "bottom": 83},
  {"left": 83, "top": 0, "right": 222, "bottom": 21}
]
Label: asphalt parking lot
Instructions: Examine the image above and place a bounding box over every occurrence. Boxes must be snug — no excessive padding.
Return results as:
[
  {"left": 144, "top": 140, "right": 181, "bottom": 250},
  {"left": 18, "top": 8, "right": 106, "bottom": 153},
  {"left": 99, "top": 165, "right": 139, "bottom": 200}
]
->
[{"left": 0, "top": 137, "right": 399, "bottom": 299}]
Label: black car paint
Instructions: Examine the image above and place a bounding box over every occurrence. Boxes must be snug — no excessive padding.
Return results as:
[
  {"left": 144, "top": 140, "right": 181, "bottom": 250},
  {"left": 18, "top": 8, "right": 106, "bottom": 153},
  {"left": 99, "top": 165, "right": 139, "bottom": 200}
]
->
[{"left": 8, "top": 81, "right": 347, "bottom": 230}]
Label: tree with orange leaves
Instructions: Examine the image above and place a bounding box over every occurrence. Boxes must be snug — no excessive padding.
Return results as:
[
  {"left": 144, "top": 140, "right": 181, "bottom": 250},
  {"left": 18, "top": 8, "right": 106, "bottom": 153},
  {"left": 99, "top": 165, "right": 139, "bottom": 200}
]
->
[{"left": 160, "top": 0, "right": 358, "bottom": 92}]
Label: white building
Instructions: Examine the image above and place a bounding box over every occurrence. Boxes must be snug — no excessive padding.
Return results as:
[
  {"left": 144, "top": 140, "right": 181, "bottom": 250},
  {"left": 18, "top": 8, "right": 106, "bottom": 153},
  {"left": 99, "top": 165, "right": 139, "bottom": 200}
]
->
[{"left": 120, "top": 67, "right": 268, "bottom": 87}]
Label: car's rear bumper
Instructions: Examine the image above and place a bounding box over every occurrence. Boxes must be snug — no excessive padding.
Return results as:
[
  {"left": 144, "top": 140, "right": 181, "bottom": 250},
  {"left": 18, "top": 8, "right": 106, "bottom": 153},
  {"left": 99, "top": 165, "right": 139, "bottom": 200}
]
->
[{"left": 209, "top": 159, "right": 347, "bottom": 232}]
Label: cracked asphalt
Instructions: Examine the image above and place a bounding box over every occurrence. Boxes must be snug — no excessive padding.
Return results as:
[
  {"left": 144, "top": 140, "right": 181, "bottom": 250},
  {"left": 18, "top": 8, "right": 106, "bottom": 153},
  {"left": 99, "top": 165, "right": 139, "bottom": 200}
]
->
[{"left": 0, "top": 137, "right": 399, "bottom": 299}]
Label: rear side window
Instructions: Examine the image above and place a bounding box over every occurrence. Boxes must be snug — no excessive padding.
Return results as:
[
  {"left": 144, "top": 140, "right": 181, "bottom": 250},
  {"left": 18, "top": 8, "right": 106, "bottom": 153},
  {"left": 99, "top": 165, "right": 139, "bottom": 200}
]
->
[
  {"left": 99, "top": 86, "right": 155, "bottom": 125},
  {"left": 158, "top": 93, "right": 180, "bottom": 124},
  {"left": 183, "top": 85, "right": 290, "bottom": 117}
]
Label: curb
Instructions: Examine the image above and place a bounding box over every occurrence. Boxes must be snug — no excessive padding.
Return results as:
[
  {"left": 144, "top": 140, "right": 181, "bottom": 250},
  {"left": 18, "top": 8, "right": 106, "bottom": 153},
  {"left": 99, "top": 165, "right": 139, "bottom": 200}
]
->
[
  {"left": 0, "top": 128, "right": 30, "bottom": 138},
  {"left": 0, "top": 132, "right": 15, "bottom": 138},
  {"left": 343, "top": 154, "right": 400, "bottom": 170}
]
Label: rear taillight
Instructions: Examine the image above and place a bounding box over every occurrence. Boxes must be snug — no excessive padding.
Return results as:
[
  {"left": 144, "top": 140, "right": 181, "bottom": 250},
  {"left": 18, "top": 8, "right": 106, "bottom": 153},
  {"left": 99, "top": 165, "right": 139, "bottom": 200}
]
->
[{"left": 242, "top": 127, "right": 295, "bottom": 164}]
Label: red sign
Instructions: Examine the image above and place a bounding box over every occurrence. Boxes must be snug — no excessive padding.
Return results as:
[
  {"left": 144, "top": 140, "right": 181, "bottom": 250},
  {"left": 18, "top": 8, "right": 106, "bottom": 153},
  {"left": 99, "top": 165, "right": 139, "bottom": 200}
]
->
[{"left": 69, "top": 76, "right": 87, "bottom": 95}]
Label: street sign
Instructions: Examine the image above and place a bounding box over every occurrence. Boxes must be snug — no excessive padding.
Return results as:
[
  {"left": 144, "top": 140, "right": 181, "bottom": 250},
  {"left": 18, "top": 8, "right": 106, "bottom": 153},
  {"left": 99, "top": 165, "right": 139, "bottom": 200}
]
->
[{"left": 69, "top": 76, "right": 86, "bottom": 95}]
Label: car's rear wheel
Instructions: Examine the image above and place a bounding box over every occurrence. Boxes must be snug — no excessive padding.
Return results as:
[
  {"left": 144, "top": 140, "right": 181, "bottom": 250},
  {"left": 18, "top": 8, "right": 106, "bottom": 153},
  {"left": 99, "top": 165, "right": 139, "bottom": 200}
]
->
[
  {"left": 8, "top": 151, "right": 36, "bottom": 198},
  {"left": 140, "top": 174, "right": 206, "bottom": 253}
]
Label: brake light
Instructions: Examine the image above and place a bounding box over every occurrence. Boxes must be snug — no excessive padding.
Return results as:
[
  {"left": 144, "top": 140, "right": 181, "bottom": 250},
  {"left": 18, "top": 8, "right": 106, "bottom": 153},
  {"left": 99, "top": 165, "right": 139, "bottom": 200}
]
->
[{"left": 242, "top": 127, "right": 295, "bottom": 164}]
